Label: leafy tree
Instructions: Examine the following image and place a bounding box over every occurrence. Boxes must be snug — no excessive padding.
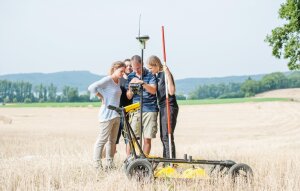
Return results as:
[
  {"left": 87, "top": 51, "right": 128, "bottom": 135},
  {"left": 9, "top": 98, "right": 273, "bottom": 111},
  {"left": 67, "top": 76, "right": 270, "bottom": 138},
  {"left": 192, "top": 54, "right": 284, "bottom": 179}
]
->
[
  {"left": 176, "top": 94, "right": 187, "bottom": 100},
  {"left": 55, "top": 95, "right": 62, "bottom": 102},
  {"left": 68, "top": 88, "right": 79, "bottom": 102},
  {"left": 188, "top": 83, "right": 243, "bottom": 99},
  {"left": 34, "top": 84, "right": 46, "bottom": 101},
  {"left": 4, "top": 96, "right": 9, "bottom": 103},
  {"left": 265, "top": 0, "right": 300, "bottom": 70},
  {"left": 62, "top": 86, "right": 79, "bottom": 102},
  {"left": 24, "top": 98, "right": 32, "bottom": 103},
  {"left": 260, "top": 72, "right": 288, "bottom": 91},
  {"left": 79, "top": 93, "right": 91, "bottom": 102},
  {"left": 48, "top": 83, "right": 57, "bottom": 102},
  {"left": 287, "top": 71, "right": 300, "bottom": 87},
  {"left": 0, "top": 80, "right": 9, "bottom": 101},
  {"left": 241, "top": 77, "right": 260, "bottom": 97}
]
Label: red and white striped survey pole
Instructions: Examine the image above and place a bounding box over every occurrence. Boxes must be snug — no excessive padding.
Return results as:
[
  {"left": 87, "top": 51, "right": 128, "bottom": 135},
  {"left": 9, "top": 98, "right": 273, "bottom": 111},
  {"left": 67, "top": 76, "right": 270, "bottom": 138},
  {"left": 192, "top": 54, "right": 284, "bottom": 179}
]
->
[{"left": 161, "top": 26, "right": 173, "bottom": 159}]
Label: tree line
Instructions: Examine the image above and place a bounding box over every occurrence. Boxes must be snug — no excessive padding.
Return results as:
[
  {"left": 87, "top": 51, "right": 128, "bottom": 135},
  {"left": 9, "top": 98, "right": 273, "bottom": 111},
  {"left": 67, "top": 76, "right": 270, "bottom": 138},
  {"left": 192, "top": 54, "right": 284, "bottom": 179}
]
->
[
  {"left": 188, "top": 72, "right": 300, "bottom": 99},
  {"left": 0, "top": 81, "right": 92, "bottom": 103},
  {"left": 1, "top": 71, "right": 299, "bottom": 103}
]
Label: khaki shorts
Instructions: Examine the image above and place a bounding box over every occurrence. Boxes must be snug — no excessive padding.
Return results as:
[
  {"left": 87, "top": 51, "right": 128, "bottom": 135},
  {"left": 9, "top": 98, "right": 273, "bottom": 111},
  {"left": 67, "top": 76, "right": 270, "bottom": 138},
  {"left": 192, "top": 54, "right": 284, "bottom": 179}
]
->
[{"left": 130, "top": 111, "right": 158, "bottom": 139}]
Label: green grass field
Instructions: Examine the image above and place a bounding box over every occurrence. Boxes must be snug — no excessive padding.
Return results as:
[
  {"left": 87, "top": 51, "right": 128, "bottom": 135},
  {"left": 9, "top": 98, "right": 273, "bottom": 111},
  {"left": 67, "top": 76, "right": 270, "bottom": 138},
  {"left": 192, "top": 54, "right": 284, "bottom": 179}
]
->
[
  {"left": 177, "top": 97, "right": 290, "bottom": 105},
  {"left": 0, "top": 97, "right": 290, "bottom": 108}
]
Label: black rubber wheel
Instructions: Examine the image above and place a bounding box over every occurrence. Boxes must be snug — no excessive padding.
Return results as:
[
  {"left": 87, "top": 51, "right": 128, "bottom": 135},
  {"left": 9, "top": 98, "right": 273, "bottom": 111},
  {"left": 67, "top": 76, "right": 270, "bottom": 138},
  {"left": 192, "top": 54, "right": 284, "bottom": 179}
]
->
[
  {"left": 228, "top": 163, "right": 253, "bottom": 181},
  {"left": 125, "top": 158, "right": 153, "bottom": 181},
  {"left": 123, "top": 155, "right": 135, "bottom": 172}
]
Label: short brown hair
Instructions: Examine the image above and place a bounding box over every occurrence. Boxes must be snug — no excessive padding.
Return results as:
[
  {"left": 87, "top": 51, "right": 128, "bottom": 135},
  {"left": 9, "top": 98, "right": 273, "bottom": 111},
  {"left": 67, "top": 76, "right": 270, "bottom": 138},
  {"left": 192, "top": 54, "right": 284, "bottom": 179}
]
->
[
  {"left": 123, "top": 58, "right": 131, "bottom": 62},
  {"left": 131, "top": 55, "right": 142, "bottom": 64}
]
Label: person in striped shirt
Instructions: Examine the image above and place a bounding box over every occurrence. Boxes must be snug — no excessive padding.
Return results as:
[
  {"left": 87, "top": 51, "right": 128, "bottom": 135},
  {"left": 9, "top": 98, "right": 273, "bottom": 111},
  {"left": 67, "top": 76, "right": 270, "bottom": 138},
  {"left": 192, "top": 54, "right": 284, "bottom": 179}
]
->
[{"left": 126, "top": 55, "right": 159, "bottom": 156}]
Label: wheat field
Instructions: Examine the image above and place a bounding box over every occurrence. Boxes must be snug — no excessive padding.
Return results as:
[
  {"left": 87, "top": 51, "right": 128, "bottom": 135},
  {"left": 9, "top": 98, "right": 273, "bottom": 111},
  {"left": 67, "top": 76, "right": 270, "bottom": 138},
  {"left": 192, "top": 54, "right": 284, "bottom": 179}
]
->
[{"left": 1, "top": 96, "right": 300, "bottom": 190}]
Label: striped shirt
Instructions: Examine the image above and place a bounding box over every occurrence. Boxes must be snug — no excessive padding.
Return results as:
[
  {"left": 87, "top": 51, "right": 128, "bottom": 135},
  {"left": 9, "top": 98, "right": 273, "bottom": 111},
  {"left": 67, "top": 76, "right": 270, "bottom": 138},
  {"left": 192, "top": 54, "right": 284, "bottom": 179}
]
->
[
  {"left": 88, "top": 76, "right": 121, "bottom": 122},
  {"left": 126, "top": 68, "right": 159, "bottom": 112}
]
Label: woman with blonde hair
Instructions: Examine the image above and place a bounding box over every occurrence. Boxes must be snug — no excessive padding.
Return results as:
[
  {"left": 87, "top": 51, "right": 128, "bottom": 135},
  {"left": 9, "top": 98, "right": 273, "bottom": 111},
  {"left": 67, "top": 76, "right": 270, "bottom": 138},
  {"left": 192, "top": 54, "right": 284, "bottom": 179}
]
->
[
  {"left": 147, "top": 55, "right": 179, "bottom": 158},
  {"left": 88, "top": 61, "right": 126, "bottom": 169}
]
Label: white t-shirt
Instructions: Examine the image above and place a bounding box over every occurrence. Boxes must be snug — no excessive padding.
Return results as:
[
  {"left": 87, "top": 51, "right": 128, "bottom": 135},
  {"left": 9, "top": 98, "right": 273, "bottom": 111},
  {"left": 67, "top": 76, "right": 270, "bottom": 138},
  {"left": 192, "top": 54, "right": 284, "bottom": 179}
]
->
[{"left": 88, "top": 76, "right": 121, "bottom": 122}]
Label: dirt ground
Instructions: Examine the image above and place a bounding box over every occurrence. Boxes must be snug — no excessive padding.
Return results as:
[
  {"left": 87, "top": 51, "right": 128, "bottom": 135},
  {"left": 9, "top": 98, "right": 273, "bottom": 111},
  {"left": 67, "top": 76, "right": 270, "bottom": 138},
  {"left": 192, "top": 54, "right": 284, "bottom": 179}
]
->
[
  {"left": 1, "top": 90, "right": 300, "bottom": 190},
  {"left": 1, "top": 101, "right": 299, "bottom": 155},
  {"left": 255, "top": 88, "right": 300, "bottom": 100}
]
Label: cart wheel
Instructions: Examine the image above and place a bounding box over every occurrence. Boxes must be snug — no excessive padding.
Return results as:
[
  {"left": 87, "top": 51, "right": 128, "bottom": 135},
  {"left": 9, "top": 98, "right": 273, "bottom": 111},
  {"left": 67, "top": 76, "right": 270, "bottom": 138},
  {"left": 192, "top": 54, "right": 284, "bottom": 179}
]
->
[
  {"left": 228, "top": 163, "right": 253, "bottom": 181},
  {"left": 125, "top": 158, "right": 153, "bottom": 181},
  {"left": 123, "top": 155, "right": 135, "bottom": 172}
]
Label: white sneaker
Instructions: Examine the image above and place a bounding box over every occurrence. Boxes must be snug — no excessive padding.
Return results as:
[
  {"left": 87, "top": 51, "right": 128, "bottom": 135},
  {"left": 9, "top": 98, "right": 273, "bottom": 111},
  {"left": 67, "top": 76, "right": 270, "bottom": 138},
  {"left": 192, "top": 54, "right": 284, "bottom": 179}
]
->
[
  {"left": 106, "top": 159, "right": 116, "bottom": 170},
  {"left": 94, "top": 160, "right": 103, "bottom": 169}
]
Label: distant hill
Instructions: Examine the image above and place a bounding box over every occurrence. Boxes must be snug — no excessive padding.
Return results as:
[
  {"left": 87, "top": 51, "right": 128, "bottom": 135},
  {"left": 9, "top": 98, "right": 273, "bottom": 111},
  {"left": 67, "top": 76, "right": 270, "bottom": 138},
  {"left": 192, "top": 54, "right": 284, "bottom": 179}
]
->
[
  {"left": 0, "top": 71, "right": 104, "bottom": 92},
  {"left": 0, "top": 71, "right": 291, "bottom": 94}
]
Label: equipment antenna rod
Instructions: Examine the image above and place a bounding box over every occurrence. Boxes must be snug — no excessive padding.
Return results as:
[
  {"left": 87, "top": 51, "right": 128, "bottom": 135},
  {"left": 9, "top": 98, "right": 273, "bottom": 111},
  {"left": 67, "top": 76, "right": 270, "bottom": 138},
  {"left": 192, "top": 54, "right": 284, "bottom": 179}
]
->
[
  {"left": 135, "top": 14, "right": 150, "bottom": 153},
  {"left": 138, "top": 14, "right": 141, "bottom": 37},
  {"left": 138, "top": 14, "right": 143, "bottom": 149}
]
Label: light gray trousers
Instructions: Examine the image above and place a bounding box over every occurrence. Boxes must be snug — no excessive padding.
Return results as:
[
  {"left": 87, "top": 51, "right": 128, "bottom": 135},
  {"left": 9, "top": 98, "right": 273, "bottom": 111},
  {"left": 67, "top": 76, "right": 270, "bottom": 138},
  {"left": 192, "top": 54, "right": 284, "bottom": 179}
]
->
[{"left": 93, "top": 117, "right": 120, "bottom": 162}]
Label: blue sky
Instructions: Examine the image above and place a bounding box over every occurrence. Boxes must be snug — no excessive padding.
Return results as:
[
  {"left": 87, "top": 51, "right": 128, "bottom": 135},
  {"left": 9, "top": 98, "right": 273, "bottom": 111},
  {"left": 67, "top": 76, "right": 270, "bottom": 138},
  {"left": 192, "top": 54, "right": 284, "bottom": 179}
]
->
[{"left": 0, "top": 0, "right": 288, "bottom": 79}]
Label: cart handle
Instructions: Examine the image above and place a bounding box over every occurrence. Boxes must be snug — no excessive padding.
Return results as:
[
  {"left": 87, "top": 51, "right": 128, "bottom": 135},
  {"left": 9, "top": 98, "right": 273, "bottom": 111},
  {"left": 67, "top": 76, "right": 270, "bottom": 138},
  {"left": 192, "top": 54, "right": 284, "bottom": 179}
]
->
[
  {"left": 107, "top": 105, "right": 123, "bottom": 114},
  {"left": 108, "top": 102, "right": 141, "bottom": 116}
]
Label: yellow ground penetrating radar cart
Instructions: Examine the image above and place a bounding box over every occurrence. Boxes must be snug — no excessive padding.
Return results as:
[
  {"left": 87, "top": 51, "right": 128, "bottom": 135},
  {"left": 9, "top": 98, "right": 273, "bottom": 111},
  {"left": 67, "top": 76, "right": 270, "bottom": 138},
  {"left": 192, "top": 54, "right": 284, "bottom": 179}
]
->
[{"left": 108, "top": 103, "right": 254, "bottom": 181}]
